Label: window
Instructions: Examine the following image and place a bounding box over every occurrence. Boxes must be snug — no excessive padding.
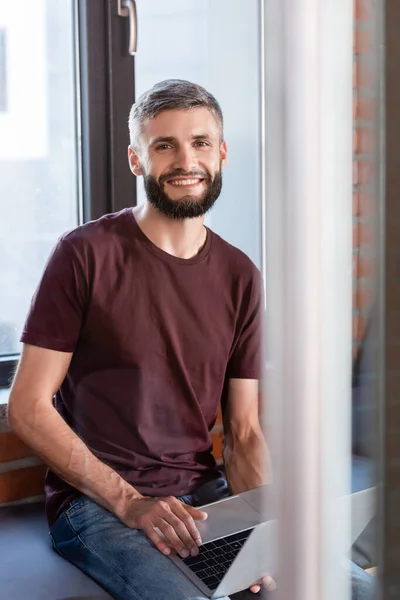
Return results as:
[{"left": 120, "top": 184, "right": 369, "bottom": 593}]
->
[
  {"left": 0, "top": 0, "right": 79, "bottom": 383},
  {"left": 0, "top": 0, "right": 261, "bottom": 385},
  {"left": 135, "top": 0, "right": 263, "bottom": 268},
  {"left": 0, "top": 29, "right": 6, "bottom": 111},
  {"left": 0, "top": 0, "right": 135, "bottom": 389}
]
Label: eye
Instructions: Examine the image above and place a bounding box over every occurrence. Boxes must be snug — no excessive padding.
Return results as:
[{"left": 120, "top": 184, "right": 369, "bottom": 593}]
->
[
  {"left": 194, "top": 141, "right": 210, "bottom": 147},
  {"left": 155, "top": 144, "right": 172, "bottom": 151}
]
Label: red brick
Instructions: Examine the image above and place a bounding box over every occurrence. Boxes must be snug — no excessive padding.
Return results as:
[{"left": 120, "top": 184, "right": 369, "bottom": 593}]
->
[
  {"left": 359, "top": 256, "right": 375, "bottom": 278},
  {"left": 355, "top": 97, "right": 376, "bottom": 121},
  {"left": 358, "top": 191, "right": 375, "bottom": 217},
  {"left": 355, "top": 0, "right": 375, "bottom": 22},
  {"left": 353, "top": 314, "right": 368, "bottom": 342},
  {"left": 353, "top": 161, "right": 358, "bottom": 184},
  {"left": 354, "top": 127, "right": 375, "bottom": 154},
  {"left": 356, "top": 62, "right": 376, "bottom": 90},
  {"left": 359, "top": 222, "right": 375, "bottom": 245},
  {"left": 352, "top": 129, "right": 359, "bottom": 154},
  {"left": 353, "top": 223, "right": 360, "bottom": 247},
  {"left": 0, "top": 432, "right": 35, "bottom": 463},
  {"left": 353, "top": 94, "right": 358, "bottom": 119},
  {"left": 353, "top": 191, "right": 360, "bottom": 217},
  {"left": 353, "top": 255, "right": 360, "bottom": 279},
  {"left": 354, "top": 160, "right": 374, "bottom": 186},
  {"left": 352, "top": 287, "right": 358, "bottom": 310},
  {"left": 353, "top": 61, "right": 359, "bottom": 89},
  {"left": 354, "top": 28, "right": 374, "bottom": 55},
  {"left": 353, "top": 129, "right": 357, "bottom": 153},
  {"left": 353, "top": 286, "right": 373, "bottom": 311}
]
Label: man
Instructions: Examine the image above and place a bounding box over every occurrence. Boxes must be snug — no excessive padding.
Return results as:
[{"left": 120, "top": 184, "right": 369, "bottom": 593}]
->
[
  {"left": 8, "top": 79, "right": 271, "bottom": 599},
  {"left": 8, "top": 79, "right": 373, "bottom": 600}
]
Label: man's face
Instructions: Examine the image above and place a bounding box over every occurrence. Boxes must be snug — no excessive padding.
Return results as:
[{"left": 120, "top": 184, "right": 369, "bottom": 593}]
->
[{"left": 128, "top": 107, "right": 227, "bottom": 220}]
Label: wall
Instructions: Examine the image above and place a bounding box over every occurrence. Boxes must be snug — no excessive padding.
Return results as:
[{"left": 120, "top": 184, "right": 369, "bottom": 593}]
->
[{"left": 353, "top": 0, "right": 377, "bottom": 352}]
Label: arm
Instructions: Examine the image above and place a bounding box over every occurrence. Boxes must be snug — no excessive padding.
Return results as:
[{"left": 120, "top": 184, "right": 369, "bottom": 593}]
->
[
  {"left": 8, "top": 344, "right": 205, "bottom": 556},
  {"left": 8, "top": 343, "right": 140, "bottom": 517},
  {"left": 222, "top": 378, "right": 271, "bottom": 494}
]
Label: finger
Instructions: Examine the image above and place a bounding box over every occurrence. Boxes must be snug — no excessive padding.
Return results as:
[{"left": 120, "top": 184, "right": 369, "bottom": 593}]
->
[
  {"left": 250, "top": 584, "right": 261, "bottom": 593},
  {"left": 182, "top": 503, "right": 208, "bottom": 521},
  {"left": 262, "top": 576, "right": 277, "bottom": 591},
  {"left": 163, "top": 498, "right": 203, "bottom": 549},
  {"left": 164, "top": 510, "right": 201, "bottom": 554},
  {"left": 144, "top": 526, "right": 172, "bottom": 556},
  {"left": 174, "top": 502, "right": 204, "bottom": 546},
  {"left": 157, "top": 519, "right": 193, "bottom": 557}
]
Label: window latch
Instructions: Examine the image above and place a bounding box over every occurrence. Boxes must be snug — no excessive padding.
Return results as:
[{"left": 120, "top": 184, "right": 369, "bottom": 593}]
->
[{"left": 117, "top": 0, "right": 138, "bottom": 55}]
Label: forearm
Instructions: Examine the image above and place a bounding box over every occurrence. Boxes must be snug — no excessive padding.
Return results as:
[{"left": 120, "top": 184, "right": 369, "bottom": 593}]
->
[
  {"left": 7, "top": 398, "right": 140, "bottom": 518},
  {"left": 223, "top": 425, "right": 271, "bottom": 495}
]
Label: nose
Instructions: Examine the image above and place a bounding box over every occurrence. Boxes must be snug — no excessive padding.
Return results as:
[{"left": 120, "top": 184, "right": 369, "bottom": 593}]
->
[{"left": 173, "top": 144, "right": 198, "bottom": 173}]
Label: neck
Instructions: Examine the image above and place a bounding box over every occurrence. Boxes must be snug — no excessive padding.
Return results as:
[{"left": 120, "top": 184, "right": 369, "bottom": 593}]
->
[{"left": 132, "top": 203, "right": 207, "bottom": 259}]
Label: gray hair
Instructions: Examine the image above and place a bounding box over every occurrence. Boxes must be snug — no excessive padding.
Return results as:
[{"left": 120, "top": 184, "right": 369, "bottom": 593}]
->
[{"left": 128, "top": 79, "right": 224, "bottom": 149}]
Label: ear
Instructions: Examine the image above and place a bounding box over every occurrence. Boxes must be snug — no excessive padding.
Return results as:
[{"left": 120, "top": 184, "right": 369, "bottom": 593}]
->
[
  {"left": 128, "top": 146, "right": 143, "bottom": 176},
  {"left": 220, "top": 140, "right": 228, "bottom": 169}
]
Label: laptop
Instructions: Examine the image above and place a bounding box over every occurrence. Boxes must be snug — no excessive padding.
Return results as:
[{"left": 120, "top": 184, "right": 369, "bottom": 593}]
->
[{"left": 168, "top": 485, "right": 376, "bottom": 599}]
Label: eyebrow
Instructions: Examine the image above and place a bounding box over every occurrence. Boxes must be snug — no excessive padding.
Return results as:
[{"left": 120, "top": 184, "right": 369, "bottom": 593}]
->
[
  {"left": 149, "top": 134, "right": 213, "bottom": 147},
  {"left": 192, "top": 134, "right": 212, "bottom": 140},
  {"left": 150, "top": 136, "right": 175, "bottom": 147}
]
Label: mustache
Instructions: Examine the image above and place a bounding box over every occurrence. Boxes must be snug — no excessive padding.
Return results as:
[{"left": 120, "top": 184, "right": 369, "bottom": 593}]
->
[{"left": 159, "top": 169, "right": 210, "bottom": 185}]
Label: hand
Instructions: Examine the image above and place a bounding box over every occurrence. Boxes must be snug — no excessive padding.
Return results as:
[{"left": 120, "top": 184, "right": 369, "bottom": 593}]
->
[
  {"left": 250, "top": 576, "right": 276, "bottom": 594},
  {"left": 118, "top": 495, "right": 208, "bottom": 558}
]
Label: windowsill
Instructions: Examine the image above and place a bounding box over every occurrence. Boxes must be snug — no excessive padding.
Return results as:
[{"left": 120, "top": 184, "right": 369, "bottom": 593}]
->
[
  {"left": 0, "top": 387, "right": 10, "bottom": 405},
  {"left": 0, "top": 389, "right": 10, "bottom": 432}
]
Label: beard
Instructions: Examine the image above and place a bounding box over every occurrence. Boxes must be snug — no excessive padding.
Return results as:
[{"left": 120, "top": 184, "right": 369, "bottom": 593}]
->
[{"left": 142, "top": 165, "right": 223, "bottom": 220}]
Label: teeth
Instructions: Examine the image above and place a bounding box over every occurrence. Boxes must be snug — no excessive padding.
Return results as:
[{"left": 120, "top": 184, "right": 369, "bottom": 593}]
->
[{"left": 169, "top": 179, "right": 201, "bottom": 186}]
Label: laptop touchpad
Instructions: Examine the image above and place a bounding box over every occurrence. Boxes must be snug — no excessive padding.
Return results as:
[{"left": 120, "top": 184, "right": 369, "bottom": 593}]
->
[{"left": 196, "top": 496, "right": 261, "bottom": 544}]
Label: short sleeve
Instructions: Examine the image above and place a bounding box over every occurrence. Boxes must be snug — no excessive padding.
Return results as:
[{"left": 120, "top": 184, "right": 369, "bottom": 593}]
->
[
  {"left": 226, "top": 270, "right": 263, "bottom": 380},
  {"left": 20, "top": 238, "right": 88, "bottom": 353}
]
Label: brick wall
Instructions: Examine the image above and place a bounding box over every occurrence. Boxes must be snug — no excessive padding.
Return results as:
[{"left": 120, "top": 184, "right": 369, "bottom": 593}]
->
[{"left": 353, "top": 0, "right": 377, "bottom": 356}]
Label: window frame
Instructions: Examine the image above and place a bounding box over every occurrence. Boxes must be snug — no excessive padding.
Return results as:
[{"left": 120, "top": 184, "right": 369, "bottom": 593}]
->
[
  {"left": 0, "top": 28, "right": 7, "bottom": 112},
  {"left": 0, "top": 0, "right": 136, "bottom": 390},
  {"left": 77, "top": 0, "right": 136, "bottom": 221}
]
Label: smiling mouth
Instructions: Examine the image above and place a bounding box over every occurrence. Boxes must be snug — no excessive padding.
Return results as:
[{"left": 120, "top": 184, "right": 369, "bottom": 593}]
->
[{"left": 167, "top": 178, "right": 204, "bottom": 187}]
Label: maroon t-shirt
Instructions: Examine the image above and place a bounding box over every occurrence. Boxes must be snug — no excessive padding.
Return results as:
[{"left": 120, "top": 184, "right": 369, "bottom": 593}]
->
[{"left": 21, "top": 208, "right": 262, "bottom": 526}]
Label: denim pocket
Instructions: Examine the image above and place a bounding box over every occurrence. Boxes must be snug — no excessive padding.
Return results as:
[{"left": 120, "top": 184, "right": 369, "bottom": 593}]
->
[
  {"left": 64, "top": 495, "right": 87, "bottom": 517},
  {"left": 65, "top": 496, "right": 111, "bottom": 536}
]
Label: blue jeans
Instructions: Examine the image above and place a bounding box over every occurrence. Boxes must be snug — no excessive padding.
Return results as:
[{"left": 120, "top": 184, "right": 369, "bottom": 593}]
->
[{"left": 49, "top": 477, "right": 375, "bottom": 600}]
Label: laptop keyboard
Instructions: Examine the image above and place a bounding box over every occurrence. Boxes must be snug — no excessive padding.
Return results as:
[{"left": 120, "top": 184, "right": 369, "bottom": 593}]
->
[{"left": 179, "top": 527, "right": 254, "bottom": 591}]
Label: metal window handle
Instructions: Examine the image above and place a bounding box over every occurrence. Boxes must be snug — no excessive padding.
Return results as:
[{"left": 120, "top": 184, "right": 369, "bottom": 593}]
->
[{"left": 117, "top": 0, "right": 138, "bottom": 55}]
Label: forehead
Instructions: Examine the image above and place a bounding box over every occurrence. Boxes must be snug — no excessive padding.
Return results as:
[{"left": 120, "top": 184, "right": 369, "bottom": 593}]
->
[{"left": 140, "top": 107, "right": 220, "bottom": 144}]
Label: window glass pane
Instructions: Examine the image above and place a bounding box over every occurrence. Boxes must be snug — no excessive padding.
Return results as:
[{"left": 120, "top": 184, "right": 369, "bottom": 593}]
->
[
  {"left": 134, "top": 0, "right": 262, "bottom": 268},
  {"left": 0, "top": 0, "right": 79, "bottom": 356}
]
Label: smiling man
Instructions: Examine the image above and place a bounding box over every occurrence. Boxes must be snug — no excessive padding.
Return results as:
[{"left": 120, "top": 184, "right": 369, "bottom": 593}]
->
[
  {"left": 8, "top": 79, "right": 270, "bottom": 600},
  {"left": 8, "top": 79, "right": 373, "bottom": 600}
]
